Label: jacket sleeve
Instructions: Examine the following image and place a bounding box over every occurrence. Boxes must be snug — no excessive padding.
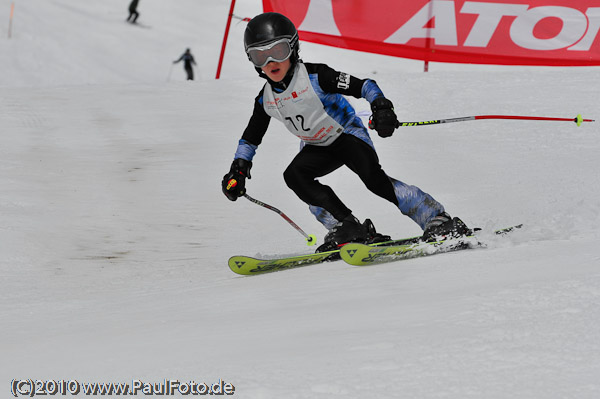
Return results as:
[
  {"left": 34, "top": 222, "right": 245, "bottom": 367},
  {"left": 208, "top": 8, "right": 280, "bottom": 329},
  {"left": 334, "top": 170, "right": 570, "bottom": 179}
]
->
[
  {"left": 305, "top": 62, "right": 385, "bottom": 102},
  {"left": 234, "top": 90, "right": 271, "bottom": 162}
]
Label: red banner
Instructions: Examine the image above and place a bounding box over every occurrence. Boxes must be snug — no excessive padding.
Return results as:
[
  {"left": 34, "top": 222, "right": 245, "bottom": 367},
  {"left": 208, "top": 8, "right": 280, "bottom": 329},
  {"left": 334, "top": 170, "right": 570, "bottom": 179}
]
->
[{"left": 262, "top": 0, "right": 600, "bottom": 66}]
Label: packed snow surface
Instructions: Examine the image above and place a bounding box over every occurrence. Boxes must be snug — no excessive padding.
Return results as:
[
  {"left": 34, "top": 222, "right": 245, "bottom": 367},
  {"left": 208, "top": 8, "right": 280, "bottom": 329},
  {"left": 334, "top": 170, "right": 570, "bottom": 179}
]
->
[{"left": 1, "top": 1, "right": 599, "bottom": 398}]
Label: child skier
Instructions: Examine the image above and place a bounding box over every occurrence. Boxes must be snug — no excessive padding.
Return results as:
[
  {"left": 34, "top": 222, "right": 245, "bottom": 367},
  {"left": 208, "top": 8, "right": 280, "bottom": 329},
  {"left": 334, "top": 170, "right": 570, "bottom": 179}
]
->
[{"left": 222, "top": 12, "right": 470, "bottom": 251}]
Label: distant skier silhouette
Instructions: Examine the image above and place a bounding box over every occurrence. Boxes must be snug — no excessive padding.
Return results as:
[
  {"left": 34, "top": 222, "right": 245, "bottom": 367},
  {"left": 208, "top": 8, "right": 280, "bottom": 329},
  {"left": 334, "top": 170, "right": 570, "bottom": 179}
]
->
[
  {"left": 127, "top": 0, "right": 140, "bottom": 24},
  {"left": 173, "top": 49, "right": 197, "bottom": 81}
]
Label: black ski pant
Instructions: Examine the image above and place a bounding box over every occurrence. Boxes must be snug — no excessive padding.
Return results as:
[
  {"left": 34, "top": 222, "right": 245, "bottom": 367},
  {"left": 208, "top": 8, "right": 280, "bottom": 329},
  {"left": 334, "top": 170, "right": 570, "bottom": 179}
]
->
[
  {"left": 283, "top": 134, "right": 398, "bottom": 222},
  {"left": 185, "top": 66, "right": 194, "bottom": 80},
  {"left": 127, "top": 10, "right": 139, "bottom": 23}
]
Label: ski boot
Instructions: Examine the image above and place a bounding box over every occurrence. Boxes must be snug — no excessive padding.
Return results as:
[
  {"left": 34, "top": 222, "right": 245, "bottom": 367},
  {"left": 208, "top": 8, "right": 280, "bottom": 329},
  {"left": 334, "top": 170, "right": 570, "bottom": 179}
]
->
[
  {"left": 422, "top": 212, "right": 472, "bottom": 242},
  {"left": 316, "top": 215, "right": 390, "bottom": 253},
  {"left": 363, "top": 218, "right": 391, "bottom": 244}
]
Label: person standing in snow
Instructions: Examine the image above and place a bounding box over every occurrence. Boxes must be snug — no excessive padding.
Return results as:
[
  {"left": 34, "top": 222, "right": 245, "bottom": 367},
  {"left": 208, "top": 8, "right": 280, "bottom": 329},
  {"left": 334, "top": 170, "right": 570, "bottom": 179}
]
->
[
  {"left": 173, "top": 49, "right": 197, "bottom": 81},
  {"left": 221, "top": 12, "right": 470, "bottom": 252},
  {"left": 126, "top": 0, "right": 140, "bottom": 24}
]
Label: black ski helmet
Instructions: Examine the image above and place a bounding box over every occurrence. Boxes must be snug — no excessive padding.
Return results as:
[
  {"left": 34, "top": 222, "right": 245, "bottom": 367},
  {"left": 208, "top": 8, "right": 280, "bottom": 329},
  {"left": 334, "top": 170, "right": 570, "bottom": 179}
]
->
[{"left": 244, "top": 13, "right": 300, "bottom": 69}]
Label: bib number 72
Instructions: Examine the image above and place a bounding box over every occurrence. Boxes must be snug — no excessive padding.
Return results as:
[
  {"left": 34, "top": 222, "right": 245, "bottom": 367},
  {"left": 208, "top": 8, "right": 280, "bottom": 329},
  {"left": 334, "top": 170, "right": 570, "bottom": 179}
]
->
[{"left": 285, "top": 115, "right": 310, "bottom": 132}]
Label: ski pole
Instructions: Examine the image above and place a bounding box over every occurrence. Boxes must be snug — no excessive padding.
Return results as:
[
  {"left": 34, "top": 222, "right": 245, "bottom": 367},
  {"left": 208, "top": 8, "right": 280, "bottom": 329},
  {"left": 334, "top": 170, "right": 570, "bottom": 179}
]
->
[
  {"left": 166, "top": 63, "right": 174, "bottom": 82},
  {"left": 243, "top": 193, "right": 317, "bottom": 246},
  {"left": 396, "top": 114, "right": 594, "bottom": 127}
]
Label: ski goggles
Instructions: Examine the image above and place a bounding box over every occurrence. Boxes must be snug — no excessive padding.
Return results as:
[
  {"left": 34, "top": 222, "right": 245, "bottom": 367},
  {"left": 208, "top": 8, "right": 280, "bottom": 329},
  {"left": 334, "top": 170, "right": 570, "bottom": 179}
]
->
[{"left": 246, "top": 38, "right": 293, "bottom": 68}]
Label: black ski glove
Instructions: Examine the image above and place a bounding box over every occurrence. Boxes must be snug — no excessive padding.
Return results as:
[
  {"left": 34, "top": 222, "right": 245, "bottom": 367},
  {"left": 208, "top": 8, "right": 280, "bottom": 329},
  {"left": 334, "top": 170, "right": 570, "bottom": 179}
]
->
[
  {"left": 369, "top": 97, "right": 400, "bottom": 138},
  {"left": 222, "top": 158, "right": 252, "bottom": 201}
]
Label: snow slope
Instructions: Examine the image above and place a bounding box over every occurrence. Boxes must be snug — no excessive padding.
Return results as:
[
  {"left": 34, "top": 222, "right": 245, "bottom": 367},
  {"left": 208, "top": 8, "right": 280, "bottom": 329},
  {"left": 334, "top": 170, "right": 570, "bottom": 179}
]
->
[{"left": 1, "top": 1, "right": 600, "bottom": 398}]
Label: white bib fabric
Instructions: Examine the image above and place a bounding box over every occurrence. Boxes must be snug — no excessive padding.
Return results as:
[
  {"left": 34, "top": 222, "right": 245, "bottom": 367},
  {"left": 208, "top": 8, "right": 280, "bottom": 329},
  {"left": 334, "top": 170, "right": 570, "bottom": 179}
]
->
[{"left": 263, "top": 63, "right": 344, "bottom": 146}]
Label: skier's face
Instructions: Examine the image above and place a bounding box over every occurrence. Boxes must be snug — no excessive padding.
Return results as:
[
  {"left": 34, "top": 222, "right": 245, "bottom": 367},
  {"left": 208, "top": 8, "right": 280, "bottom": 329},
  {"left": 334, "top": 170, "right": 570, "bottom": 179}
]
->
[{"left": 261, "top": 59, "right": 291, "bottom": 82}]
